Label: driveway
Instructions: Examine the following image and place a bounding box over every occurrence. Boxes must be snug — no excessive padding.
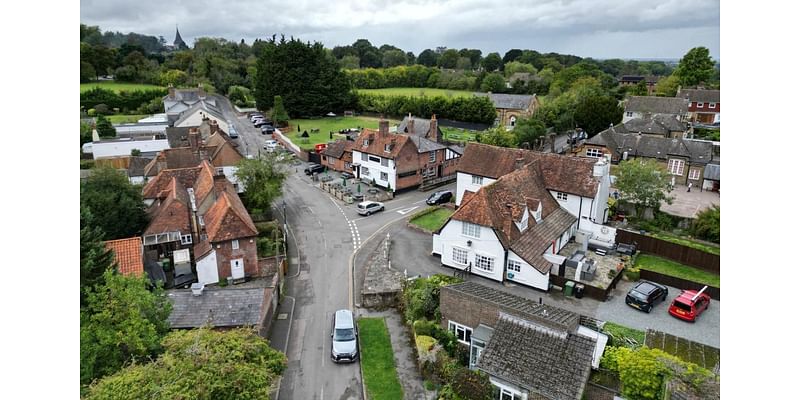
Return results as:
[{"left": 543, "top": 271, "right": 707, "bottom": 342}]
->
[{"left": 659, "top": 184, "right": 720, "bottom": 218}]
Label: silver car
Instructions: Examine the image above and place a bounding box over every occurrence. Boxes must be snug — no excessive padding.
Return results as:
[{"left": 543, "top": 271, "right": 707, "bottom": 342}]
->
[
  {"left": 331, "top": 309, "right": 358, "bottom": 363},
  {"left": 356, "top": 201, "right": 384, "bottom": 216}
]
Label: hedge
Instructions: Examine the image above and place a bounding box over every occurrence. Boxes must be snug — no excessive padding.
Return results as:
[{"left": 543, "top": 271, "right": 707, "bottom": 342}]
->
[
  {"left": 80, "top": 87, "right": 168, "bottom": 113},
  {"left": 356, "top": 93, "right": 496, "bottom": 124}
]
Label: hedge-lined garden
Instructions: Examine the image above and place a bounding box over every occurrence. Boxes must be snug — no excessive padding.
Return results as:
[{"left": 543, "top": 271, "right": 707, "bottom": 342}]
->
[{"left": 356, "top": 93, "right": 496, "bottom": 124}]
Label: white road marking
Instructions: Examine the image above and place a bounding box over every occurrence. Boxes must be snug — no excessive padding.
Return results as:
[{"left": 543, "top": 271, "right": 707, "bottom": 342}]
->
[{"left": 394, "top": 206, "right": 420, "bottom": 215}]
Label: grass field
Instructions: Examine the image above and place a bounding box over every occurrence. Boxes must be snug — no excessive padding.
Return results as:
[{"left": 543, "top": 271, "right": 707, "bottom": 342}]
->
[
  {"left": 441, "top": 126, "right": 482, "bottom": 143},
  {"left": 285, "top": 116, "right": 400, "bottom": 150},
  {"left": 106, "top": 114, "right": 149, "bottom": 124},
  {"left": 357, "top": 318, "right": 403, "bottom": 400},
  {"left": 80, "top": 82, "right": 165, "bottom": 93},
  {"left": 646, "top": 231, "right": 720, "bottom": 256},
  {"left": 409, "top": 207, "right": 454, "bottom": 232},
  {"left": 635, "top": 254, "right": 720, "bottom": 287},
  {"left": 358, "top": 87, "right": 475, "bottom": 98}
]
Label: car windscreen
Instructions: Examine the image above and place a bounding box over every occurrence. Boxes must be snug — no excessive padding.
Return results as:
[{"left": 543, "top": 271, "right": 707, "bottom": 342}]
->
[
  {"left": 334, "top": 328, "right": 355, "bottom": 341},
  {"left": 672, "top": 300, "right": 692, "bottom": 311},
  {"left": 629, "top": 290, "right": 648, "bottom": 300}
]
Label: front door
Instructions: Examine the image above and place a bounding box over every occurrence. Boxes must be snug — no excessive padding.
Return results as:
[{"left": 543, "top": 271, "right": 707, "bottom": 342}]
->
[
  {"left": 231, "top": 258, "right": 245, "bottom": 280},
  {"left": 437, "top": 164, "right": 443, "bottom": 178}
]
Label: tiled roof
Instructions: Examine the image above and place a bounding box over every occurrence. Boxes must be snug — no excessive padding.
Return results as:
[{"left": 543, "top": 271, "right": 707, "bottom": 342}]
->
[
  {"left": 322, "top": 139, "right": 355, "bottom": 159},
  {"left": 677, "top": 89, "right": 720, "bottom": 104},
  {"left": 352, "top": 128, "right": 412, "bottom": 159},
  {"left": 452, "top": 162, "right": 576, "bottom": 271},
  {"left": 477, "top": 315, "right": 595, "bottom": 400},
  {"left": 408, "top": 135, "right": 447, "bottom": 153},
  {"left": 143, "top": 177, "right": 192, "bottom": 236},
  {"left": 142, "top": 165, "right": 201, "bottom": 199},
  {"left": 458, "top": 143, "right": 600, "bottom": 198},
  {"left": 167, "top": 287, "right": 267, "bottom": 328},
  {"left": 443, "top": 281, "right": 580, "bottom": 331},
  {"left": 104, "top": 237, "right": 144, "bottom": 276},
  {"left": 474, "top": 93, "right": 535, "bottom": 110},
  {"left": 587, "top": 130, "right": 714, "bottom": 164},
  {"left": 625, "top": 96, "right": 688, "bottom": 115},
  {"left": 204, "top": 190, "right": 258, "bottom": 242}
]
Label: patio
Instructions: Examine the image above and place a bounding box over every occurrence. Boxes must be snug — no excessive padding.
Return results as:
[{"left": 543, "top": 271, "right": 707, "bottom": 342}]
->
[
  {"left": 318, "top": 171, "right": 394, "bottom": 204},
  {"left": 558, "top": 242, "right": 627, "bottom": 289}
]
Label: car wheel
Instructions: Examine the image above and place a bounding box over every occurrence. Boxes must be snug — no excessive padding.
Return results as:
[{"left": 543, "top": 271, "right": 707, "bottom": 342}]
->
[
  {"left": 645, "top": 305, "right": 652, "bottom": 313},
  {"left": 381, "top": 206, "right": 385, "bottom": 211},
  {"left": 367, "top": 211, "right": 371, "bottom": 216}
]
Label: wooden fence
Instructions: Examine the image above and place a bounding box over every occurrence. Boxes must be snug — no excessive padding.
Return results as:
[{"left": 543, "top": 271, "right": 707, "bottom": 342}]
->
[
  {"left": 616, "top": 229, "right": 720, "bottom": 274},
  {"left": 639, "top": 270, "right": 720, "bottom": 300}
]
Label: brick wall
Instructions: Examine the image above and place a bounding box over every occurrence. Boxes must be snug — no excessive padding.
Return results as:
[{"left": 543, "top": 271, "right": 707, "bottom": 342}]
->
[{"left": 213, "top": 236, "right": 258, "bottom": 279}]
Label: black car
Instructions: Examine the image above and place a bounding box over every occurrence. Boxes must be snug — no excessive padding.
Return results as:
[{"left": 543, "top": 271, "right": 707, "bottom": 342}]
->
[
  {"left": 304, "top": 164, "right": 325, "bottom": 175},
  {"left": 426, "top": 190, "right": 453, "bottom": 205},
  {"left": 625, "top": 280, "right": 669, "bottom": 313},
  {"left": 254, "top": 119, "right": 272, "bottom": 128},
  {"left": 261, "top": 125, "right": 275, "bottom": 134}
]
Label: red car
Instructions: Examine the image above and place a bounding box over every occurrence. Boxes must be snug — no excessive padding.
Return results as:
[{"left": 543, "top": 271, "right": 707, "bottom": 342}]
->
[{"left": 668, "top": 287, "right": 711, "bottom": 322}]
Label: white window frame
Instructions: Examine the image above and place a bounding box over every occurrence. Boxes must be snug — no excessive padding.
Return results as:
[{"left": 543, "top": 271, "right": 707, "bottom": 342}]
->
[
  {"left": 384, "top": 144, "right": 391, "bottom": 153},
  {"left": 429, "top": 151, "right": 436, "bottom": 163},
  {"left": 361, "top": 152, "right": 368, "bottom": 161},
  {"left": 689, "top": 168, "right": 701, "bottom": 180},
  {"left": 462, "top": 222, "right": 481, "bottom": 238},
  {"left": 362, "top": 139, "right": 369, "bottom": 147},
  {"left": 507, "top": 259, "right": 521, "bottom": 273},
  {"left": 667, "top": 159, "right": 685, "bottom": 176},
  {"left": 709, "top": 102, "right": 717, "bottom": 109},
  {"left": 626, "top": 111, "right": 633, "bottom": 117},
  {"left": 448, "top": 321, "right": 472, "bottom": 345},
  {"left": 474, "top": 254, "right": 495, "bottom": 273},
  {"left": 557, "top": 192, "right": 568, "bottom": 201},
  {"left": 452, "top": 247, "right": 469, "bottom": 265},
  {"left": 198, "top": 216, "right": 205, "bottom": 226},
  {"left": 381, "top": 157, "right": 389, "bottom": 167},
  {"left": 472, "top": 175, "right": 484, "bottom": 185},
  {"left": 586, "top": 148, "right": 603, "bottom": 158},
  {"left": 231, "top": 239, "right": 239, "bottom": 250},
  {"left": 380, "top": 171, "right": 388, "bottom": 181},
  {"left": 697, "top": 102, "right": 704, "bottom": 108},
  {"left": 181, "top": 234, "right": 193, "bottom": 245}
]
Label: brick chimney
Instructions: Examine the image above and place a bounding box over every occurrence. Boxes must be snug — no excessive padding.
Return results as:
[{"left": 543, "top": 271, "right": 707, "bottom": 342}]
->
[
  {"left": 188, "top": 128, "right": 200, "bottom": 152},
  {"left": 197, "top": 83, "right": 206, "bottom": 99},
  {"left": 515, "top": 157, "right": 525, "bottom": 170},
  {"left": 429, "top": 114, "right": 438, "bottom": 141},
  {"left": 407, "top": 113, "right": 415, "bottom": 135},
  {"left": 168, "top": 84, "right": 175, "bottom": 99},
  {"left": 549, "top": 133, "right": 556, "bottom": 153},
  {"left": 378, "top": 116, "right": 389, "bottom": 136}
]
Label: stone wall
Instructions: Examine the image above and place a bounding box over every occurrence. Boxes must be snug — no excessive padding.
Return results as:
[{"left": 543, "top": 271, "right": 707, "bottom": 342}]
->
[{"left": 361, "top": 234, "right": 405, "bottom": 309}]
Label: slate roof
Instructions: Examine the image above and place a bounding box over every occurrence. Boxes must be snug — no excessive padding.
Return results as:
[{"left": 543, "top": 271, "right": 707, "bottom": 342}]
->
[
  {"left": 443, "top": 281, "right": 580, "bottom": 332},
  {"left": 625, "top": 96, "right": 688, "bottom": 115},
  {"left": 612, "top": 115, "right": 687, "bottom": 136},
  {"left": 163, "top": 88, "right": 200, "bottom": 103},
  {"left": 174, "top": 100, "right": 225, "bottom": 127},
  {"left": 458, "top": 143, "right": 600, "bottom": 198},
  {"left": 167, "top": 287, "right": 267, "bottom": 328},
  {"left": 587, "top": 130, "right": 714, "bottom": 164},
  {"left": 408, "top": 135, "right": 447, "bottom": 153},
  {"left": 677, "top": 89, "right": 720, "bottom": 104},
  {"left": 452, "top": 162, "right": 577, "bottom": 272},
  {"left": 704, "top": 162, "right": 720, "bottom": 180},
  {"left": 104, "top": 237, "right": 144, "bottom": 276},
  {"left": 127, "top": 156, "right": 152, "bottom": 177},
  {"left": 397, "top": 116, "right": 442, "bottom": 142},
  {"left": 477, "top": 315, "right": 595, "bottom": 400},
  {"left": 166, "top": 126, "right": 192, "bottom": 148},
  {"left": 474, "top": 93, "right": 535, "bottom": 110}
]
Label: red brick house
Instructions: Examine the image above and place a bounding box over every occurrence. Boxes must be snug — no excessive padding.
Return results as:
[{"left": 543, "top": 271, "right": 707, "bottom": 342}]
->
[
  {"left": 321, "top": 139, "right": 355, "bottom": 173},
  {"left": 350, "top": 116, "right": 463, "bottom": 191},
  {"left": 141, "top": 160, "right": 259, "bottom": 286},
  {"left": 677, "top": 89, "right": 720, "bottom": 125}
]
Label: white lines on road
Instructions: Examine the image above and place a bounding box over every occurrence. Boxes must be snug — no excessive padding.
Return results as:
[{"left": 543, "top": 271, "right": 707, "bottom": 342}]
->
[
  {"left": 326, "top": 194, "right": 361, "bottom": 250},
  {"left": 392, "top": 205, "right": 420, "bottom": 215}
]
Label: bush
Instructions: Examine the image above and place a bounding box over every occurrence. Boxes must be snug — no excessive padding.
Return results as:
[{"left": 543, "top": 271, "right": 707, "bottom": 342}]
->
[
  {"left": 624, "top": 267, "right": 640, "bottom": 281},
  {"left": 93, "top": 104, "right": 110, "bottom": 115},
  {"left": 689, "top": 205, "right": 719, "bottom": 243},
  {"left": 257, "top": 237, "right": 276, "bottom": 257},
  {"left": 80, "top": 159, "right": 95, "bottom": 170},
  {"left": 255, "top": 221, "right": 280, "bottom": 237},
  {"left": 403, "top": 274, "right": 463, "bottom": 322},
  {"left": 355, "top": 92, "right": 496, "bottom": 124},
  {"left": 80, "top": 87, "right": 167, "bottom": 112}
]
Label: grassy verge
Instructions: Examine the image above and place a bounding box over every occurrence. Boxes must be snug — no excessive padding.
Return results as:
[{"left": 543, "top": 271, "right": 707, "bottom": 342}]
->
[
  {"left": 635, "top": 254, "right": 720, "bottom": 287},
  {"left": 645, "top": 231, "right": 720, "bottom": 256},
  {"left": 358, "top": 318, "right": 403, "bottom": 400},
  {"left": 358, "top": 87, "right": 475, "bottom": 98},
  {"left": 107, "top": 114, "right": 149, "bottom": 124},
  {"left": 285, "top": 116, "right": 400, "bottom": 150},
  {"left": 80, "top": 82, "right": 164, "bottom": 93},
  {"left": 409, "top": 207, "right": 454, "bottom": 232},
  {"left": 603, "top": 322, "right": 645, "bottom": 348}
]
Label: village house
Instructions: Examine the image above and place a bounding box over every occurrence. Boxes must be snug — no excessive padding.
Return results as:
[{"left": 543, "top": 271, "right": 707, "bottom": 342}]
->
[
  {"left": 677, "top": 88, "right": 720, "bottom": 125},
  {"left": 622, "top": 95, "right": 689, "bottom": 123},
  {"left": 141, "top": 160, "right": 259, "bottom": 287},
  {"left": 474, "top": 93, "right": 539, "bottom": 128},
  {"left": 582, "top": 129, "right": 717, "bottom": 189},
  {"left": 350, "top": 116, "right": 462, "bottom": 191},
  {"left": 163, "top": 84, "right": 213, "bottom": 123},
  {"left": 320, "top": 139, "right": 355, "bottom": 173},
  {"left": 440, "top": 281, "right": 606, "bottom": 400},
  {"left": 618, "top": 75, "right": 660, "bottom": 95},
  {"left": 601, "top": 114, "right": 691, "bottom": 139},
  {"left": 435, "top": 144, "right": 615, "bottom": 291}
]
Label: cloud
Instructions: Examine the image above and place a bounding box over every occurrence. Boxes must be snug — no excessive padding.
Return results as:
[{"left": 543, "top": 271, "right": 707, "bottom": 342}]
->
[{"left": 80, "top": 0, "right": 719, "bottom": 59}]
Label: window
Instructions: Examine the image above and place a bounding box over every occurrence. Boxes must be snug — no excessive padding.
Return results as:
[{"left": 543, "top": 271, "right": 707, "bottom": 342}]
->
[
  {"left": 361, "top": 152, "right": 368, "bottom": 161},
  {"left": 429, "top": 151, "right": 436, "bottom": 163},
  {"left": 507, "top": 259, "right": 521, "bottom": 272},
  {"left": 181, "top": 234, "right": 193, "bottom": 245},
  {"left": 384, "top": 144, "right": 391, "bottom": 152},
  {"left": 470, "top": 339, "right": 485, "bottom": 368},
  {"left": 380, "top": 172, "right": 388, "bottom": 181},
  {"left": 361, "top": 167, "right": 370, "bottom": 176},
  {"left": 452, "top": 247, "right": 469, "bottom": 265},
  {"left": 689, "top": 168, "right": 701, "bottom": 180},
  {"left": 216, "top": 167, "right": 225, "bottom": 175},
  {"left": 231, "top": 239, "right": 239, "bottom": 250},
  {"left": 492, "top": 387, "right": 523, "bottom": 400},
  {"left": 369, "top": 155, "right": 380, "bottom": 163},
  {"left": 475, "top": 254, "right": 495, "bottom": 272},
  {"left": 345, "top": 162, "right": 352, "bottom": 169},
  {"left": 586, "top": 148, "right": 603, "bottom": 158},
  {"left": 200, "top": 233, "right": 208, "bottom": 241},
  {"left": 362, "top": 139, "right": 369, "bottom": 147},
  {"left": 667, "top": 159, "right": 685, "bottom": 175},
  {"left": 709, "top": 102, "right": 717, "bottom": 109},
  {"left": 697, "top": 102, "right": 704, "bottom": 108},
  {"left": 557, "top": 192, "right": 568, "bottom": 201},
  {"left": 328, "top": 157, "right": 335, "bottom": 166},
  {"left": 626, "top": 111, "right": 633, "bottom": 117},
  {"left": 381, "top": 157, "right": 388, "bottom": 167},
  {"left": 198, "top": 216, "right": 205, "bottom": 226},
  {"left": 398, "top": 170, "right": 417, "bottom": 178},
  {"left": 448, "top": 321, "right": 472, "bottom": 344},
  {"left": 472, "top": 175, "right": 484, "bottom": 185},
  {"left": 462, "top": 222, "right": 481, "bottom": 238}
]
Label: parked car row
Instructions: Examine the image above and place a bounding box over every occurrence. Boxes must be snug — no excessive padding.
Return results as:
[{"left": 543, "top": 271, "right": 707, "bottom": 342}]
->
[{"left": 625, "top": 280, "right": 712, "bottom": 322}]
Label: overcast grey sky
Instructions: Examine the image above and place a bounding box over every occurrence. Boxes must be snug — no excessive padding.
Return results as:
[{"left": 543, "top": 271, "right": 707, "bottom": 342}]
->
[{"left": 80, "top": 0, "right": 720, "bottom": 60}]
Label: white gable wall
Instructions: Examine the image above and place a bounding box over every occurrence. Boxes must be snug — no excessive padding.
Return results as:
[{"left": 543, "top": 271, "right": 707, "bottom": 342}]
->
[
  {"left": 175, "top": 110, "right": 229, "bottom": 133},
  {"left": 196, "top": 250, "right": 219, "bottom": 285},
  {"left": 456, "top": 172, "right": 496, "bottom": 206},
  {"left": 505, "top": 250, "right": 549, "bottom": 290},
  {"left": 352, "top": 150, "right": 397, "bottom": 189},
  {"left": 437, "top": 219, "right": 505, "bottom": 282}
]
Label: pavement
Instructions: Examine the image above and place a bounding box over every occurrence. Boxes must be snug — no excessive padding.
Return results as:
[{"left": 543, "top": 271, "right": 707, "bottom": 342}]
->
[{"left": 659, "top": 184, "right": 720, "bottom": 218}]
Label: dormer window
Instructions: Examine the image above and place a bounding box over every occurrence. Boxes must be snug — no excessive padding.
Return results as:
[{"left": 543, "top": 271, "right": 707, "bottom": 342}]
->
[
  {"left": 363, "top": 139, "right": 370, "bottom": 147},
  {"left": 384, "top": 144, "right": 391, "bottom": 152},
  {"left": 520, "top": 212, "right": 528, "bottom": 231},
  {"left": 697, "top": 102, "right": 704, "bottom": 108}
]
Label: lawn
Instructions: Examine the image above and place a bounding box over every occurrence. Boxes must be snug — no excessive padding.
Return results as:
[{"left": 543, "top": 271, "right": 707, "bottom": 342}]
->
[
  {"left": 106, "top": 114, "right": 149, "bottom": 124},
  {"left": 645, "top": 231, "right": 720, "bottom": 256},
  {"left": 602, "top": 322, "right": 645, "bottom": 348},
  {"left": 358, "top": 87, "right": 475, "bottom": 98},
  {"left": 80, "top": 81, "right": 165, "bottom": 93},
  {"left": 284, "top": 116, "right": 400, "bottom": 150},
  {"left": 357, "top": 317, "right": 403, "bottom": 400},
  {"left": 635, "top": 254, "right": 720, "bottom": 287},
  {"left": 441, "top": 126, "right": 481, "bottom": 143},
  {"left": 409, "top": 207, "right": 454, "bottom": 232}
]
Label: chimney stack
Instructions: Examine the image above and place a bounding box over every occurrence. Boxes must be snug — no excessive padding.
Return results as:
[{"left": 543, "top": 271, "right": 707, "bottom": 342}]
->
[
  {"left": 407, "top": 113, "right": 414, "bottom": 135},
  {"left": 515, "top": 157, "right": 525, "bottom": 170},
  {"left": 378, "top": 117, "right": 389, "bottom": 136},
  {"left": 429, "top": 114, "right": 438, "bottom": 141},
  {"left": 168, "top": 84, "right": 175, "bottom": 99},
  {"left": 549, "top": 133, "right": 556, "bottom": 153},
  {"left": 197, "top": 83, "right": 206, "bottom": 99},
  {"left": 188, "top": 128, "right": 200, "bottom": 152}
]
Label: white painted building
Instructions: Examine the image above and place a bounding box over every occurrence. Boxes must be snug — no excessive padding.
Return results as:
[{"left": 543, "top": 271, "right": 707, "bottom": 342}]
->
[
  {"left": 351, "top": 149, "right": 397, "bottom": 190},
  {"left": 84, "top": 137, "right": 170, "bottom": 159}
]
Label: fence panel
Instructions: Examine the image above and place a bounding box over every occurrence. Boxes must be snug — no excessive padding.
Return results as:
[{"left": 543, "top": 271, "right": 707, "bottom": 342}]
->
[{"left": 616, "top": 229, "right": 720, "bottom": 274}]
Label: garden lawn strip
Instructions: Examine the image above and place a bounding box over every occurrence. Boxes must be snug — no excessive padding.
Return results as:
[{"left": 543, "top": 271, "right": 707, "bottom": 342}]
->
[
  {"left": 80, "top": 82, "right": 165, "bottom": 93},
  {"left": 285, "top": 117, "right": 400, "bottom": 150},
  {"left": 357, "top": 317, "right": 404, "bottom": 400},
  {"left": 409, "top": 208, "right": 454, "bottom": 232},
  {"left": 634, "top": 254, "right": 720, "bottom": 287},
  {"left": 358, "top": 87, "right": 475, "bottom": 98}
]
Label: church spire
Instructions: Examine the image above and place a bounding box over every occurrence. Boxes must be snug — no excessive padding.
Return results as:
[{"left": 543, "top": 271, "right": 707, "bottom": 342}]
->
[{"left": 173, "top": 25, "right": 187, "bottom": 49}]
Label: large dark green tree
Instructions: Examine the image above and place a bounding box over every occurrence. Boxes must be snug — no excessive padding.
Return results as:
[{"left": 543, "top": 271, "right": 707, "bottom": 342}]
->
[
  {"left": 235, "top": 152, "right": 288, "bottom": 212},
  {"left": 417, "top": 49, "right": 439, "bottom": 67},
  {"left": 615, "top": 159, "right": 673, "bottom": 218},
  {"left": 85, "top": 328, "right": 287, "bottom": 400},
  {"left": 438, "top": 49, "right": 460, "bottom": 69},
  {"left": 81, "top": 167, "right": 148, "bottom": 240},
  {"left": 674, "top": 47, "right": 715, "bottom": 87},
  {"left": 80, "top": 208, "right": 114, "bottom": 305},
  {"left": 481, "top": 52, "right": 502, "bottom": 72},
  {"left": 573, "top": 94, "right": 623, "bottom": 136},
  {"left": 271, "top": 95, "right": 289, "bottom": 127},
  {"left": 81, "top": 270, "right": 172, "bottom": 387},
  {"left": 254, "top": 35, "right": 353, "bottom": 117},
  {"left": 513, "top": 117, "right": 547, "bottom": 148},
  {"left": 94, "top": 114, "right": 116, "bottom": 137}
]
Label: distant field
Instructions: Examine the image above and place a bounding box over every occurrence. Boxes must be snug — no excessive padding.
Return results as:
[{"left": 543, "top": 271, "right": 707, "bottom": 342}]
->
[
  {"left": 107, "top": 114, "right": 149, "bottom": 124},
  {"left": 441, "top": 126, "right": 482, "bottom": 143},
  {"left": 80, "top": 82, "right": 165, "bottom": 93},
  {"left": 285, "top": 116, "right": 400, "bottom": 150},
  {"left": 358, "top": 87, "right": 475, "bottom": 98}
]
